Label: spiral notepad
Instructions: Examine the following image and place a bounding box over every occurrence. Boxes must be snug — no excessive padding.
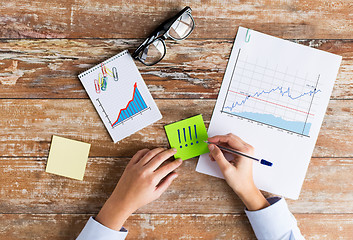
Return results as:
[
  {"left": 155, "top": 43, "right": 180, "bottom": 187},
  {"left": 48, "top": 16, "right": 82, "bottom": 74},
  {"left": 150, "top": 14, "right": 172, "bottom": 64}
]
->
[{"left": 78, "top": 50, "right": 162, "bottom": 143}]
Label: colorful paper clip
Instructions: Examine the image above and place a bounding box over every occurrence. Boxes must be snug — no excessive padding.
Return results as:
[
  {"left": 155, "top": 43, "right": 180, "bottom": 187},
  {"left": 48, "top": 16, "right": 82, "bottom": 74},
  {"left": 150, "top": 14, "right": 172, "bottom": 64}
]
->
[
  {"left": 101, "top": 76, "right": 107, "bottom": 91},
  {"left": 101, "top": 64, "right": 108, "bottom": 77},
  {"left": 94, "top": 79, "right": 101, "bottom": 94}
]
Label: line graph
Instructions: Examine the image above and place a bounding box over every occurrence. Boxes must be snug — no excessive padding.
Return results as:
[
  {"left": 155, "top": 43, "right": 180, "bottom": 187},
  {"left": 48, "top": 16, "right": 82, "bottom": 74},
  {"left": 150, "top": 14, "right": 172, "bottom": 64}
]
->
[
  {"left": 224, "top": 86, "right": 321, "bottom": 113},
  {"left": 111, "top": 82, "right": 150, "bottom": 127},
  {"left": 221, "top": 48, "right": 321, "bottom": 137}
]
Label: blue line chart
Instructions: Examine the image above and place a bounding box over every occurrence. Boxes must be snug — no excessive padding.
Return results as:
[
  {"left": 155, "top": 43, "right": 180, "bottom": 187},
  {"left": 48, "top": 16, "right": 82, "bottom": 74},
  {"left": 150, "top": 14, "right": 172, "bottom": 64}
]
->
[
  {"left": 220, "top": 47, "right": 322, "bottom": 137},
  {"left": 224, "top": 86, "right": 321, "bottom": 113},
  {"left": 221, "top": 82, "right": 321, "bottom": 136}
]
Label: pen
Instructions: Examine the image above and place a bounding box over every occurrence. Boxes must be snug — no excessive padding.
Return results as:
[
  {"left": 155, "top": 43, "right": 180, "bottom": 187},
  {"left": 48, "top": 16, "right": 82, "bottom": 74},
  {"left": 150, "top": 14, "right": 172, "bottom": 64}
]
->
[{"left": 204, "top": 141, "right": 273, "bottom": 167}]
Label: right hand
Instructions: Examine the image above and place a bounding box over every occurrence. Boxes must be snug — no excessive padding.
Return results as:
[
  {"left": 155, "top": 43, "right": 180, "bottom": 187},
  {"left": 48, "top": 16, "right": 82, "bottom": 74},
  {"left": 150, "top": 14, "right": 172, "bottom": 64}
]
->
[
  {"left": 207, "top": 133, "right": 255, "bottom": 195},
  {"left": 208, "top": 133, "right": 269, "bottom": 211}
]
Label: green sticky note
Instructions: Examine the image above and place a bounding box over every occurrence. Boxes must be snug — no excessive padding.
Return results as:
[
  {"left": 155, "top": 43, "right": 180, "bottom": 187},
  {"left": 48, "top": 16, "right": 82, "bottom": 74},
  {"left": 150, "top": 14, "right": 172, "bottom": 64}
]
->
[
  {"left": 164, "top": 114, "right": 209, "bottom": 160},
  {"left": 45, "top": 135, "right": 91, "bottom": 181}
]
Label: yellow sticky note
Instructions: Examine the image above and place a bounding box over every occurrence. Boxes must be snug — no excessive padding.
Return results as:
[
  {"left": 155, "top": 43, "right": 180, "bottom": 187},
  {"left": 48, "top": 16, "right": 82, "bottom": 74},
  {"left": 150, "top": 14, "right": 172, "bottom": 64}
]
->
[{"left": 46, "top": 135, "right": 91, "bottom": 181}]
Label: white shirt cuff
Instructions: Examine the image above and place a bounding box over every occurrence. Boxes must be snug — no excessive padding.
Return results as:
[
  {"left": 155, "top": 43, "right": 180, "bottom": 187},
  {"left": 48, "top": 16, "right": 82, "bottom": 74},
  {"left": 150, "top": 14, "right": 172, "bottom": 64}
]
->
[
  {"left": 245, "top": 197, "right": 301, "bottom": 240},
  {"left": 76, "top": 216, "right": 128, "bottom": 240}
]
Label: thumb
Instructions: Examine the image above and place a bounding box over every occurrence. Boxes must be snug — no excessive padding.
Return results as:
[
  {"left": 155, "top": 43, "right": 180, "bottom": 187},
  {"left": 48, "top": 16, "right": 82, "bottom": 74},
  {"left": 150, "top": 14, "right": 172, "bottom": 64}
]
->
[{"left": 209, "top": 144, "right": 232, "bottom": 172}]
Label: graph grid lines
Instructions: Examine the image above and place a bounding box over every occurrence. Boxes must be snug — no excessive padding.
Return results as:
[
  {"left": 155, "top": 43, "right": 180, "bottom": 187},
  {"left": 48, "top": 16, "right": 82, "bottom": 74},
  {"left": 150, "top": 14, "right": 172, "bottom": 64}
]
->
[{"left": 221, "top": 48, "right": 321, "bottom": 137}]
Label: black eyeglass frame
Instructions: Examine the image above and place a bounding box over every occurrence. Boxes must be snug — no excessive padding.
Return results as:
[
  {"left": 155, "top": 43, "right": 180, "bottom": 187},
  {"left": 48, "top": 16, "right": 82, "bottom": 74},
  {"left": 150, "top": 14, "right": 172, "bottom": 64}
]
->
[{"left": 132, "top": 6, "right": 195, "bottom": 66}]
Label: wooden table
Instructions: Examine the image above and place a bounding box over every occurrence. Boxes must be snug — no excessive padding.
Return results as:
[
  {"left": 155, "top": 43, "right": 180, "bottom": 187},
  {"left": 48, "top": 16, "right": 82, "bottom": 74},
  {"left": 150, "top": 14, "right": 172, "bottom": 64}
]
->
[{"left": 1, "top": 1, "right": 352, "bottom": 239}]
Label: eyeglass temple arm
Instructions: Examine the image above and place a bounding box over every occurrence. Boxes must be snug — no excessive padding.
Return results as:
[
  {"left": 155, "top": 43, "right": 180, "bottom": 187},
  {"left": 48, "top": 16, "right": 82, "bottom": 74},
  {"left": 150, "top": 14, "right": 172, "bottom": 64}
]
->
[{"left": 159, "top": 6, "right": 192, "bottom": 31}]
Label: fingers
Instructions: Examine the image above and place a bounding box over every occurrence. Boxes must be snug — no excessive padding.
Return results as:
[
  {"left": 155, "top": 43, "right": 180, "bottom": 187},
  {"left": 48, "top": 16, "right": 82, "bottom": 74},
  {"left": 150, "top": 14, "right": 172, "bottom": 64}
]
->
[
  {"left": 155, "top": 158, "right": 183, "bottom": 180},
  {"left": 155, "top": 172, "right": 178, "bottom": 196},
  {"left": 146, "top": 148, "right": 177, "bottom": 171},
  {"left": 209, "top": 133, "right": 246, "bottom": 144},
  {"left": 208, "top": 133, "right": 252, "bottom": 153},
  {"left": 208, "top": 134, "right": 245, "bottom": 149},
  {"left": 129, "top": 148, "right": 150, "bottom": 165},
  {"left": 138, "top": 148, "right": 166, "bottom": 166},
  {"left": 208, "top": 144, "right": 233, "bottom": 173}
]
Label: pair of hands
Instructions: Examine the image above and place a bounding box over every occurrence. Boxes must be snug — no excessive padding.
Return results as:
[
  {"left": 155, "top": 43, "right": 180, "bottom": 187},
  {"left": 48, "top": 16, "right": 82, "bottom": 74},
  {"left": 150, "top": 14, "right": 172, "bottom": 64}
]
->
[{"left": 96, "top": 134, "right": 269, "bottom": 231}]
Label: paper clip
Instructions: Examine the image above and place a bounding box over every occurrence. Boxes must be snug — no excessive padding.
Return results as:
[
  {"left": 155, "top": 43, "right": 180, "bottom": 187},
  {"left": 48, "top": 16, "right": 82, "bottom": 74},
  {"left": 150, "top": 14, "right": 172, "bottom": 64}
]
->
[
  {"left": 106, "top": 67, "right": 113, "bottom": 77},
  {"left": 94, "top": 79, "right": 101, "bottom": 94},
  {"left": 245, "top": 29, "right": 251, "bottom": 43},
  {"left": 112, "top": 67, "right": 118, "bottom": 81},
  {"left": 101, "top": 76, "right": 107, "bottom": 91},
  {"left": 101, "top": 64, "right": 108, "bottom": 77}
]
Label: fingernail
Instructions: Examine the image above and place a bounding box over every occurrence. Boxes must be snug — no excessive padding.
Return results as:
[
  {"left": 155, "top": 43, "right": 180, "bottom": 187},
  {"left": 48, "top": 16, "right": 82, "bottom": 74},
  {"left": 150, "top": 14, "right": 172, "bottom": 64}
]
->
[
  {"left": 172, "top": 148, "right": 177, "bottom": 153},
  {"left": 177, "top": 159, "right": 183, "bottom": 163},
  {"left": 208, "top": 144, "right": 214, "bottom": 151}
]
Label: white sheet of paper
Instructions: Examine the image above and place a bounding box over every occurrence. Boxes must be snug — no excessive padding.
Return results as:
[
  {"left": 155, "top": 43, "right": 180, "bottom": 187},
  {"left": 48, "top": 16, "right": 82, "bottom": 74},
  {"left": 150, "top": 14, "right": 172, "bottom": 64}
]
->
[
  {"left": 196, "top": 27, "right": 342, "bottom": 199},
  {"left": 78, "top": 50, "right": 162, "bottom": 143}
]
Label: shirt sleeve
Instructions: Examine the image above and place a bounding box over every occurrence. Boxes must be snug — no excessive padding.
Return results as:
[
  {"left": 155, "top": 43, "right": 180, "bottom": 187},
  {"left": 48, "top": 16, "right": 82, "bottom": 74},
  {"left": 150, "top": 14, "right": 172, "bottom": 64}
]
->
[
  {"left": 76, "top": 216, "right": 128, "bottom": 240},
  {"left": 245, "top": 197, "right": 304, "bottom": 240}
]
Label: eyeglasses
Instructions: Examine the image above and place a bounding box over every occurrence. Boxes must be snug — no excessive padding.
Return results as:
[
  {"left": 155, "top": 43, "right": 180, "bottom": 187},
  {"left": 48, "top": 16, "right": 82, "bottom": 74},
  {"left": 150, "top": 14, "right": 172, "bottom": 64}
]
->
[{"left": 132, "top": 6, "right": 195, "bottom": 66}]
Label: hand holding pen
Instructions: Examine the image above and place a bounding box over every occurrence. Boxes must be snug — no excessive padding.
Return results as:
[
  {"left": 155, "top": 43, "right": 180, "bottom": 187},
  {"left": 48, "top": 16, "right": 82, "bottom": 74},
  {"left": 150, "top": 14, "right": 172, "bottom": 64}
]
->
[
  {"left": 207, "top": 133, "right": 270, "bottom": 211},
  {"left": 205, "top": 142, "right": 272, "bottom": 167}
]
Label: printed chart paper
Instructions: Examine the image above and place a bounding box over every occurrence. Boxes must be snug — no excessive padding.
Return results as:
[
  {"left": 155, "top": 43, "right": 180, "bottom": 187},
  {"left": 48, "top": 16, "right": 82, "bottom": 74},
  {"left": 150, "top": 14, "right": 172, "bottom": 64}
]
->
[
  {"left": 46, "top": 135, "right": 91, "bottom": 181},
  {"left": 196, "top": 27, "right": 342, "bottom": 199},
  {"left": 165, "top": 114, "right": 209, "bottom": 160},
  {"left": 78, "top": 50, "right": 162, "bottom": 143}
]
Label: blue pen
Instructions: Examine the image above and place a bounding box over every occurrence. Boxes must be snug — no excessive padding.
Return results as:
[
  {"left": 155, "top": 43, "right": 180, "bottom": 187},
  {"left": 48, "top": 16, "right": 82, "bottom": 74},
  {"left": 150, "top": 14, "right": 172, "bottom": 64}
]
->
[{"left": 204, "top": 141, "right": 273, "bottom": 167}]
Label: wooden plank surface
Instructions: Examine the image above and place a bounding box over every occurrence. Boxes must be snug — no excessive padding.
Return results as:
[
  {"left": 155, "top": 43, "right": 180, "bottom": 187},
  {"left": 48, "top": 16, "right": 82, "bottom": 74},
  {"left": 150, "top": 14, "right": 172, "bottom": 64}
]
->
[
  {"left": 1, "top": 1, "right": 353, "bottom": 39},
  {"left": 0, "top": 157, "right": 352, "bottom": 214},
  {"left": 0, "top": 99, "right": 352, "bottom": 157},
  {"left": 0, "top": 213, "right": 352, "bottom": 240},
  {"left": 1, "top": 0, "right": 352, "bottom": 239},
  {"left": 0, "top": 39, "right": 352, "bottom": 99}
]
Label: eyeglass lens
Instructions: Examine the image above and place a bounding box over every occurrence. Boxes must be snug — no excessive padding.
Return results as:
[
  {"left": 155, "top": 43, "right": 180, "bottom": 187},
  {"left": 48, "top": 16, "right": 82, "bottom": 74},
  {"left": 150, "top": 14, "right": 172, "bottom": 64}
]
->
[
  {"left": 138, "top": 39, "right": 166, "bottom": 65},
  {"left": 139, "top": 11, "right": 194, "bottom": 65},
  {"left": 169, "top": 12, "right": 194, "bottom": 40}
]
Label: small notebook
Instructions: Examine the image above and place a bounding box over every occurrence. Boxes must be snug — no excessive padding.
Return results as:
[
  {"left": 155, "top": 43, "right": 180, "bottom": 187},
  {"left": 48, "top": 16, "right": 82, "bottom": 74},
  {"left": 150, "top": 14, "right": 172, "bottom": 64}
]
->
[{"left": 78, "top": 50, "right": 162, "bottom": 143}]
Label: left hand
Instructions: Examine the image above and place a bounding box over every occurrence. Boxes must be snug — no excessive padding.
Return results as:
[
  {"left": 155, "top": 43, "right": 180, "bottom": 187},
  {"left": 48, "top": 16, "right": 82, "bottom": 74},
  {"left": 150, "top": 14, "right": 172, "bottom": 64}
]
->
[{"left": 95, "top": 148, "right": 182, "bottom": 230}]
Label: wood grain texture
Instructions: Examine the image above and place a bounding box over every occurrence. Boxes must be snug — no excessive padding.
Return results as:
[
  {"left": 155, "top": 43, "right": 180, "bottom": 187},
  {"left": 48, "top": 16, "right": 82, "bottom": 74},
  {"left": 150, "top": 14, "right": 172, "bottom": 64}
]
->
[
  {"left": 0, "top": 0, "right": 353, "bottom": 39},
  {"left": 1, "top": 0, "right": 352, "bottom": 238},
  {"left": 0, "top": 157, "right": 352, "bottom": 214},
  {"left": 0, "top": 213, "right": 352, "bottom": 240},
  {"left": 0, "top": 99, "right": 352, "bottom": 158},
  {"left": 0, "top": 39, "right": 352, "bottom": 99}
]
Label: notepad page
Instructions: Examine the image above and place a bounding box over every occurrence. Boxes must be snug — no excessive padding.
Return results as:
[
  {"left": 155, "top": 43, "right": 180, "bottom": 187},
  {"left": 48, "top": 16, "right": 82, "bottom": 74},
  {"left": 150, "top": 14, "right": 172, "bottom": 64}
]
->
[{"left": 78, "top": 50, "right": 162, "bottom": 143}]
